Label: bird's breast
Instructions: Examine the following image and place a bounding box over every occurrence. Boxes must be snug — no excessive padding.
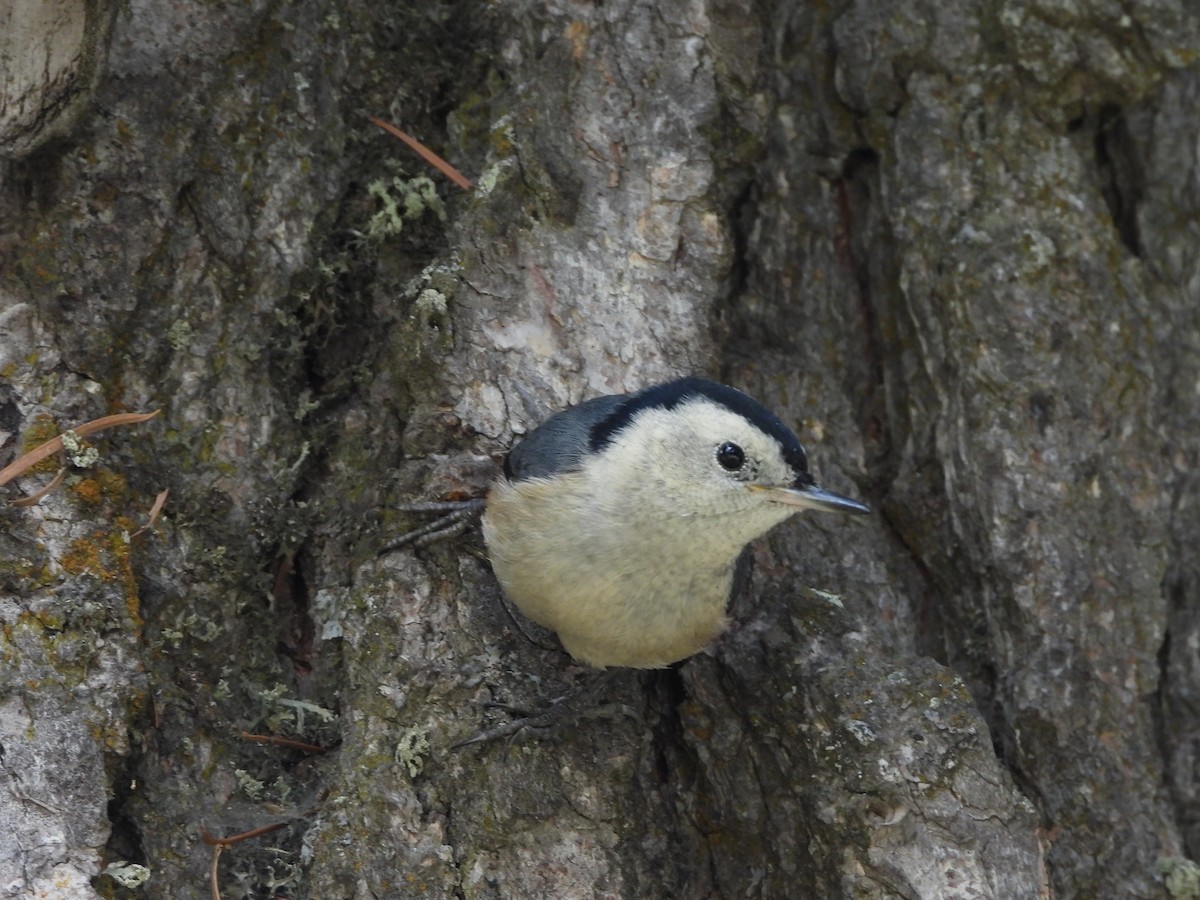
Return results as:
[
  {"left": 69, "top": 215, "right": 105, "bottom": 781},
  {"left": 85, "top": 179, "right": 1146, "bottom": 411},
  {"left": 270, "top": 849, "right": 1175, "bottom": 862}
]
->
[{"left": 482, "top": 476, "right": 739, "bottom": 668}]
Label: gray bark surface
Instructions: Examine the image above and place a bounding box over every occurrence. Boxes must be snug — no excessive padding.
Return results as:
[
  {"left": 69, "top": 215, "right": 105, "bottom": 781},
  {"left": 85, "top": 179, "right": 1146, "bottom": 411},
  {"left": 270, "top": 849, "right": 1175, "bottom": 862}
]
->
[{"left": 1, "top": 0, "right": 1199, "bottom": 898}]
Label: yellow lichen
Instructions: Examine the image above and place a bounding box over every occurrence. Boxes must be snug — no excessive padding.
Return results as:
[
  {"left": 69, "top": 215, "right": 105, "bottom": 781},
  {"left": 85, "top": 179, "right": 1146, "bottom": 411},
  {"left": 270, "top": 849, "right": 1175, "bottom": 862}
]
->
[
  {"left": 68, "top": 469, "right": 129, "bottom": 508},
  {"left": 69, "top": 478, "right": 105, "bottom": 505},
  {"left": 60, "top": 536, "right": 108, "bottom": 577},
  {"left": 20, "top": 413, "right": 64, "bottom": 476}
]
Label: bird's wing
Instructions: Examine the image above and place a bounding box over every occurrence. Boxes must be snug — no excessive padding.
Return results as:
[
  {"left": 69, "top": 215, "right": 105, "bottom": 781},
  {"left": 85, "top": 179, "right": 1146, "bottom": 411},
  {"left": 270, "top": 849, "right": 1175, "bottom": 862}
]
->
[{"left": 505, "top": 394, "right": 627, "bottom": 481}]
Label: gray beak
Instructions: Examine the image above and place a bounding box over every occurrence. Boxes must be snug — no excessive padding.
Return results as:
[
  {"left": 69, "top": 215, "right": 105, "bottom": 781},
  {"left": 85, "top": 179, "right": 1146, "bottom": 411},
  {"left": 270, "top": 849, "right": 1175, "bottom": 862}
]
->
[{"left": 760, "top": 482, "right": 871, "bottom": 515}]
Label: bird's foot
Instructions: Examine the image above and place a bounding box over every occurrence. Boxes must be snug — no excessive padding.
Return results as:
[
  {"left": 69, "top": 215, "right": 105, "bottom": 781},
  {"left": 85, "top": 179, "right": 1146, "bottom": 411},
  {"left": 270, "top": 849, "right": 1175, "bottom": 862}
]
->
[
  {"left": 453, "top": 671, "right": 639, "bottom": 748},
  {"left": 379, "top": 499, "right": 486, "bottom": 554}
]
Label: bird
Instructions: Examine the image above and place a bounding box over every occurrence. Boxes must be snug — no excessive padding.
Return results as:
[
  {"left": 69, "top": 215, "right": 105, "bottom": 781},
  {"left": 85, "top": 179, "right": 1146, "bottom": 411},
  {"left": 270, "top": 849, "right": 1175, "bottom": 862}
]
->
[{"left": 387, "top": 377, "right": 870, "bottom": 670}]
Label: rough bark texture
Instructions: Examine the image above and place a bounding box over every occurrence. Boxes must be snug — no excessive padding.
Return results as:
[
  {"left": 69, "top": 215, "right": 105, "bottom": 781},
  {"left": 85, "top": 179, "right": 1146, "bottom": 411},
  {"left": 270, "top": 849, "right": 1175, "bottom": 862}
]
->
[
  {"left": 2, "top": 0, "right": 1199, "bottom": 898},
  {"left": 0, "top": 0, "right": 116, "bottom": 156}
]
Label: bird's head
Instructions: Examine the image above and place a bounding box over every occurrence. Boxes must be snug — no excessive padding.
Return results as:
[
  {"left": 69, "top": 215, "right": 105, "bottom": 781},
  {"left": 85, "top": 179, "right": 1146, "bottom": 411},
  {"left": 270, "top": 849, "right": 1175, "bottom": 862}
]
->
[{"left": 587, "top": 378, "right": 869, "bottom": 547}]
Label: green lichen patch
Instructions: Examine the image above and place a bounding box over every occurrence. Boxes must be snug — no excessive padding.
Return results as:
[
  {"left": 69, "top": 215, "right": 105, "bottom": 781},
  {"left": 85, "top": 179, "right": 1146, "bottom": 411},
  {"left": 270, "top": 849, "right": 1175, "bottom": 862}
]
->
[
  {"left": 1162, "top": 858, "right": 1200, "bottom": 899},
  {"left": 367, "top": 169, "right": 446, "bottom": 240}
]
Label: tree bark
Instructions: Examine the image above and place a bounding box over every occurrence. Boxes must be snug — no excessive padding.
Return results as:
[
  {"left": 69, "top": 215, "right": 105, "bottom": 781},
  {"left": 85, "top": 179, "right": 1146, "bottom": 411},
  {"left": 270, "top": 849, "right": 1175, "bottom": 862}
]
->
[{"left": 1, "top": 1, "right": 1198, "bottom": 898}]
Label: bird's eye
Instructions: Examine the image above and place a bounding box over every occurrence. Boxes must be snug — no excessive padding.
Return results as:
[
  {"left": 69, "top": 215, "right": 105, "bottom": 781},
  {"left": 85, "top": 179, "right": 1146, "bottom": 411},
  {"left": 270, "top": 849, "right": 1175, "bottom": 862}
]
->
[{"left": 716, "top": 442, "right": 745, "bottom": 471}]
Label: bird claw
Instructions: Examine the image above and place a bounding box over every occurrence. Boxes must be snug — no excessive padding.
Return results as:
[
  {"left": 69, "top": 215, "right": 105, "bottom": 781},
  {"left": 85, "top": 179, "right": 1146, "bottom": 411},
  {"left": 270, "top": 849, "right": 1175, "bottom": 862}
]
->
[
  {"left": 452, "top": 701, "right": 642, "bottom": 749},
  {"left": 450, "top": 714, "right": 554, "bottom": 749},
  {"left": 452, "top": 673, "right": 641, "bottom": 748},
  {"left": 379, "top": 499, "right": 486, "bottom": 554}
]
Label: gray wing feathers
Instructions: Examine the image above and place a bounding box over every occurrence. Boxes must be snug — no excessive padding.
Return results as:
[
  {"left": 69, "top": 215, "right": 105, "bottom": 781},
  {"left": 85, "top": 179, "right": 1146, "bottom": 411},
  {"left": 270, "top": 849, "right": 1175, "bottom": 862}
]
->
[{"left": 505, "top": 394, "right": 626, "bottom": 481}]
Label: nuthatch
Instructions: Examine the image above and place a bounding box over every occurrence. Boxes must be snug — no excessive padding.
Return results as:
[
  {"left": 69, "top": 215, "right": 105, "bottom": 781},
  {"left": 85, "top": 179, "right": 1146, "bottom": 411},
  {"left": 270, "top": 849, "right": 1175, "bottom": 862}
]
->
[{"left": 391, "top": 377, "right": 870, "bottom": 670}]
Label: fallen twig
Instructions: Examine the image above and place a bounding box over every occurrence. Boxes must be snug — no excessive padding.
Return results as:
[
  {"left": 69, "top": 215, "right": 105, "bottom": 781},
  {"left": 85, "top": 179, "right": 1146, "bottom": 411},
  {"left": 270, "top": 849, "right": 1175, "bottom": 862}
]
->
[
  {"left": 202, "top": 821, "right": 289, "bottom": 900},
  {"left": 368, "top": 116, "right": 473, "bottom": 190},
  {"left": 10, "top": 467, "right": 67, "bottom": 507},
  {"left": 0, "top": 410, "right": 161, "bottom": 502},
  {"left": 130, "top": 488, "right": 170, "bottom": 538},
  {"left": 240, "top": 731, "right": 328, "bottom": 755}
]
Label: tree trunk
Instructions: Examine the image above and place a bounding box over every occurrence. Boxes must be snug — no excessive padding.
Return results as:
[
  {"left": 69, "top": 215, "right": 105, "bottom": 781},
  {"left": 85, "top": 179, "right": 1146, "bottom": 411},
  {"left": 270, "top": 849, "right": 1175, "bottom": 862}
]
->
[{"left": 1, "top": 1, "right": 1198, "bottom": 897}]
